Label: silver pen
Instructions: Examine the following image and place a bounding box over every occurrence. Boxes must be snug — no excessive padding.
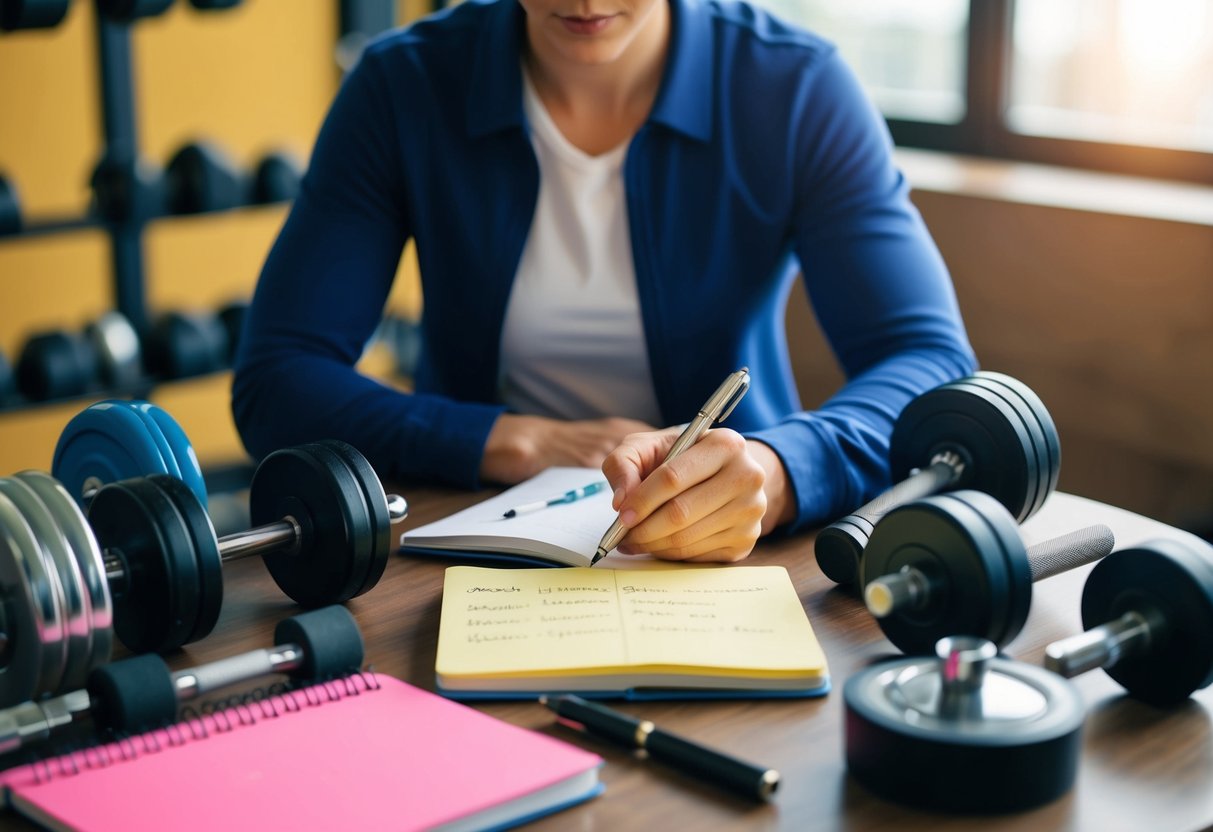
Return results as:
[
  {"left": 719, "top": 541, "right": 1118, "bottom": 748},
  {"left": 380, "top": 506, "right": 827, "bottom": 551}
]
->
[{"left": 591, "top": 367, "right": 751, "bottom": 565}]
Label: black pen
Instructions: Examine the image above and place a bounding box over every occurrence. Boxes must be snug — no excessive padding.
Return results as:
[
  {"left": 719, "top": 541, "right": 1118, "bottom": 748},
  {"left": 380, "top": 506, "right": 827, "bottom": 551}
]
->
[{"left": 540, "top": 693, "right": 780, "bottom": 802}]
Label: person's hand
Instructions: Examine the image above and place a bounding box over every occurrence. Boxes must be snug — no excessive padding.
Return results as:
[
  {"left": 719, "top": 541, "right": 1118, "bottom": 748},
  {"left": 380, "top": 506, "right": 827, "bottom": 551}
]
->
[
  {"left": 481, "top": 413, "right": 658, "bottom": 484},
  {"left": 601, "top": 429, "right": 795, "bottom": 562}
]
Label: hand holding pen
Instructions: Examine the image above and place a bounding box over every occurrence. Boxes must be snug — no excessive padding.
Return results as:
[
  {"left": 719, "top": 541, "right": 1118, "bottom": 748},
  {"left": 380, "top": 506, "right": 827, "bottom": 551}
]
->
[{"left": 594, "top": 368, "right": 766, "bottom": 564}]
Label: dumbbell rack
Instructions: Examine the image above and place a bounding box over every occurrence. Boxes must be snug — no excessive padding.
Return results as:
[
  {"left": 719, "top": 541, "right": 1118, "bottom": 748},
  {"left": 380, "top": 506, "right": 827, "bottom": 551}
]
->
[{"left": 0, "top": 0, "right": 407, "bottom": 412}]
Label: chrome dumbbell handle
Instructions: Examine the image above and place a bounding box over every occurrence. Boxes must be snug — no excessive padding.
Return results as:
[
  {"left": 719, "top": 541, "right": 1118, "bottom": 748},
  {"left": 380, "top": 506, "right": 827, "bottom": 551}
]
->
[{"left": 1044, "top": 611, "right": 1155, "bottom": 678}]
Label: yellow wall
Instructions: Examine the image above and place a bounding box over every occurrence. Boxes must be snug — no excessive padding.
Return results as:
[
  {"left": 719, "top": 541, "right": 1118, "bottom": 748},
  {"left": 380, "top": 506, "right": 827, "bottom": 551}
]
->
[{"left": 0, "top": 1, "right": 426, "bottom": 475}]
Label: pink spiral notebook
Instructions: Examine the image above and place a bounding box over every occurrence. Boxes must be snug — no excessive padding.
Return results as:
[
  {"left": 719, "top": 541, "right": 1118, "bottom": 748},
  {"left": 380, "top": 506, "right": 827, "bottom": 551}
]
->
[{"left": 0, "top": 674, "right": 602, "bottom": 832}]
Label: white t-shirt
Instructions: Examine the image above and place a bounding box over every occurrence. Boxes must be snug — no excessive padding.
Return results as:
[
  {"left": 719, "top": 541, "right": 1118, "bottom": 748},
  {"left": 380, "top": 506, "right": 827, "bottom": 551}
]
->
[{"left": 497, "top": 73, "right": 663, "bottom": 426}]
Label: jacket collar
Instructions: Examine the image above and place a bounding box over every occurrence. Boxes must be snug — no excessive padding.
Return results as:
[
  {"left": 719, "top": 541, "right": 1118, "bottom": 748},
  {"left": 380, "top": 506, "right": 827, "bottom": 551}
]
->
[{"left": 466, "top": 0, "right": 713, "bottom": 142}]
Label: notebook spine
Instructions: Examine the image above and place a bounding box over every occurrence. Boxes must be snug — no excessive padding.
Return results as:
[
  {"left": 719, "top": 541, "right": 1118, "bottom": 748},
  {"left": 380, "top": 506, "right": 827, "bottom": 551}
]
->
[{"left": 15, "top": 670, "right": 382, "bottom": 786}]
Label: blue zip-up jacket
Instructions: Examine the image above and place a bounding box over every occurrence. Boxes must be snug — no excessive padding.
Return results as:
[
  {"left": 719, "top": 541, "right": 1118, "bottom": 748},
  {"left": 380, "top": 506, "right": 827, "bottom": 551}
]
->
[{"left": 231, "top": 0, "right": 976, "bottom": 532}]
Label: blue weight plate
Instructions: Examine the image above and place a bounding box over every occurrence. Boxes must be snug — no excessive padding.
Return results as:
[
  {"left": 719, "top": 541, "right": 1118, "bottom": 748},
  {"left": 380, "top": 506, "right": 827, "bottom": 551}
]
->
[
  {"left": 52, "top": 401, "right": 172, "bottom": 508},
  {"left": 143, "top": 402, "right": 208, "bottom": 509},
  {"left": 125, "top": 401, "right": 183, "bottom": 483}
]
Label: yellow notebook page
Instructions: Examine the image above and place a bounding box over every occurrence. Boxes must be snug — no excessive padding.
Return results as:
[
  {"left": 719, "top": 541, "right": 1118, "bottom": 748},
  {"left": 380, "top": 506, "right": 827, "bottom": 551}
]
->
[{"left": 437, "top": 565, "right": 826, "bottom": 681}]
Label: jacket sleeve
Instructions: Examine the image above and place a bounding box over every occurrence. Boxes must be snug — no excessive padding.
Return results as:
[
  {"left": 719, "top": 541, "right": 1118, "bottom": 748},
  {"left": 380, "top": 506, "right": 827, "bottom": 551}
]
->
[
  {"left": 746, "top": 48, "right": 978, "bottom": 532},
  {"left": 230, "top": 48, "right": 503, "bottom": 489}
]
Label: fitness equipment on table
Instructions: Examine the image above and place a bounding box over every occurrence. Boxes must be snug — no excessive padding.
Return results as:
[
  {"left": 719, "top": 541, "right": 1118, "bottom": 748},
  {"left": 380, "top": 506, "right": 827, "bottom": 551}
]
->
[
  {"left": 0, "top": 605, "right": 362, "bottom": 755},
  {"left": 0, "top": 172, "right": 20, "bottom": 234},
  {"left": 53, "top": 399, "right": 207, "bottom": 510},
  {"left": 14, "top": 313, "right": 143, "bottom": 402},
  {"left": 861, "top": 490, "right": 1115, "bottom": 654},
  {"left": 1, "top": 440, "right": 404, "bottom": 705},
  {"left": 1044, "top": 539, "right": 1213, "bottom": 706},
  {"left": 815, "top": 371, "right": 1060, "bottom": 587},
  {"left": 844, "top": 635, "right": 1084, "bottom": 814},
  {"left": 0, "top": 0, "right": 68, "bottom": 30}
]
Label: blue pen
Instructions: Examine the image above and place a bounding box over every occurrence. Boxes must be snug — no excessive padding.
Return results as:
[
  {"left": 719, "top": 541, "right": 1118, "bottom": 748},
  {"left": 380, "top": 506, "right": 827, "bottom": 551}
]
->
[{"left": 502, "top": 481, "right": 608, "bottom": 518}]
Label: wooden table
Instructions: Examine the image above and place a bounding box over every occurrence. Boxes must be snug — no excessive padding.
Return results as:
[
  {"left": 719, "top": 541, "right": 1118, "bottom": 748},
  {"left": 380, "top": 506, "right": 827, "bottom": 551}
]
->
[{"left": 7, "top": 489, "right": 1213, "bottom": 831}]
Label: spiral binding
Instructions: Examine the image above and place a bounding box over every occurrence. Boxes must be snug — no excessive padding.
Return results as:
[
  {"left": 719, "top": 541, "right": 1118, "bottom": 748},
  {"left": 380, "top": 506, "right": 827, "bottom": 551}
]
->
[{"left": 15, "top": 669, "right": 381, "bottom": 785}]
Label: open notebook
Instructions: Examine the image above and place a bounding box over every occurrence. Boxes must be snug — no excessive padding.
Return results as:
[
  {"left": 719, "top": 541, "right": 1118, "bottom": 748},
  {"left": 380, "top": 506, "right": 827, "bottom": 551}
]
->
[
  {"left": 436, "top": 564, "right": 830, "bottom": 700},
  {"left": 0, "top": 674, "right": 602, "bottom": 832},
  {"left": 400, "top": 467, "right": 617, "bottom": 567}
]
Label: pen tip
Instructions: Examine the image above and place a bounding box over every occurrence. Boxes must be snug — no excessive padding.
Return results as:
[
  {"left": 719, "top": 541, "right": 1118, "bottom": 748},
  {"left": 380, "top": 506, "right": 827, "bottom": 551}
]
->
[{"left": 502, "top": 510, "right": 515, "bottom": 518}]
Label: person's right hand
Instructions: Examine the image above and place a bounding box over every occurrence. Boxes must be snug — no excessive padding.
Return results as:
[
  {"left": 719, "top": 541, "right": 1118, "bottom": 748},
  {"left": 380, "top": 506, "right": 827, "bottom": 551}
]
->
[{"left": 480, "top": 413, "right": 657, "bottom": 485}]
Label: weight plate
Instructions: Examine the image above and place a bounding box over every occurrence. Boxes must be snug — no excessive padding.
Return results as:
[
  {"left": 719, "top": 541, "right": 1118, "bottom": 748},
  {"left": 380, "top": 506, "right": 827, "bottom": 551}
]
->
[
  {"left": 863, "top": 491, "right": 1032, "bottom": 653},
  {"left": 149, "top": 474, "right": 223, "bottom": 645},
  {"left": 317, "top": 439, "right": 391, "bottom": 598},
  {"left": 125, "top": 401, "right": 183, "bottom": 483},
  {"left": 250, "top": 446, "right": 368, "bottom": 607},
  {"left": 84, "top": 311, "right": 143, "bottom": 391},
  {"left": 0, "top": 477, "right": 90, "bottom": 693},
  {"left": 938, "top": 379, "right": 1041, "bottom": 523},
  {"left": 0, "top": 172, "right": 19, "bottom": 233},
  {"left": 891, "top": 381, "right": 1037, "bottom": 523},
  {"left": 298, "top": 443, "right": 375, "bottom": 603},
  {"left": 0, "top": 491, "right": 65, "bottom": 706},
  {"left": 954, "top": 376, "right": 1048, "bottom": 520},
  {"left": 52, "top": 401, "right": 172, "bottom": 507},
  {"left": 15, "top": 331, "right": 98, "bottom": 402},
  {"left": 143, "top": 402, "right": 208, "bottom": 509},
  {"left": 1081, "top": 542, "right": 1213, "bottom": 706},
  {"left": 87, "top": 478, "right": 202, "bottom": 653},
  {"left": 15, "top": 471, "right": 113, "bottom": 675},
  {"left": 970, "top": 371, "right": 1061, "bottom": 517}
]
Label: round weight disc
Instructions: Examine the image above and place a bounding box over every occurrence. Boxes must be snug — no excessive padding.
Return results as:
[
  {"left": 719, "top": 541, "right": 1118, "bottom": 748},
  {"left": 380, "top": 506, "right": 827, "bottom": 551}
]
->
[
  {"left": 316, "top": 439, "right": 391, "bottom": 598},
  {"left": 297, "top": 443, "right": 373, "bottom": 603},
  {"left": 84, "top": 311, "right": 142, "bottom": 391},
  {"left": 15, "top": 471, "right": 114, "bottom": 675},
  {"left": 148, "top": 474, "right": 223, "bottom": 644},
  {"left": 0, "top": 477, "right": 91, "bottom": 693},
  {"left": 939, "top": 379, "right": 1043, "bottom": 523},
  {"left": 143, "top": 402, "right": 208, "bottom": 509},
  {"left": 250, "top": 446, "right": 371, "bottom": 607},
  {"left": 1081, "top": 541, "right": 1213, "bottom": 706},
  {"left": 967, "top": 372, "right": 1060, "bottom": 518},
  {"left": 124, "top": 401, "right": 183, "bottom": 484},
  {"left": 863, "top": 491, "right": 1032, "bottom": 653},
  {"left": 844, "top": 652, "right": 1084, "bottom": 813},
  {"left": 52, "top": 401, "right": 172, "bottom": 507},
  {"left": 891, "top": 380, "right": 1037, "bottom": 522},
  {"left": 87, "top": 479, "right": 202, "bottom": 653},
  {"left": 0, "top": 491, "right": 65, "bottom": 706},
  {"left": 274, "top": 605, "right": 365, "bottom": 680}
]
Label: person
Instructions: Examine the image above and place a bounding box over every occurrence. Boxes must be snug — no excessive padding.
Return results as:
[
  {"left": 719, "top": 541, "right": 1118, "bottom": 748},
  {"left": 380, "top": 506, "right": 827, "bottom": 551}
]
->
[{"left": 231, "top": 0, "right": 976, "bottom": 564}]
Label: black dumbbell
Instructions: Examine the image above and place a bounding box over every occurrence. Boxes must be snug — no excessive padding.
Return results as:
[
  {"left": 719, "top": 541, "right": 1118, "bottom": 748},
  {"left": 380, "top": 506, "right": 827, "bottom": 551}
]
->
[
  {"left": 144, "top": 309, "right": 230, "bottom": 380},
  {"left": 95, "top": 0, "right": 174, "bottom": 21},
  {"left": 187, "top": 0, "right": 243, "bottom": 9},
  {"left": 217, "top": 299, "right": 249, "bottom": 364},
  {"left": 0, "top": 0, "right": 69, "bottom": 31},
  {"left": 861, "top": 490, "right": 1115, "bottom": 654},
  {"left": 0, "top": 606, "right": 362, "bottom": 755},
  {"left": 815, "top": 371, "right": 1060, "bottom": 587},
  {"left": 14, "top": 312, "right": 143, "bottom": 401},
  {"left": 1044, "top": 539, "right": 1213, "bottom": 706},
  {"left": 0, "top": 348, "right": 16, "bottom": 407},
  {"left": 0, "top": 172, "right": 21, "bottom": 234},
  {"left": 165, "top": 141, "right": 301, "bottom": 215},
  {"left": 90, "top": 154, "right": 166, "bottom": 224}
]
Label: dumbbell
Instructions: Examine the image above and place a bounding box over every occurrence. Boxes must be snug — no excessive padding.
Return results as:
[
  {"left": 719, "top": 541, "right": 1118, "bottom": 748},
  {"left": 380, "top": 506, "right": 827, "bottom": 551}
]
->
[
  {"left": 0, "top": 0, "right": 68, "bottom": 30},
  {"left": 15, "top": 312, "right": 143, "bottom": 402},
  {"left": 0, "top": 605, "right": 361, "bottom": 755},
  {"left": 861, "top": 490, "right": 1115, "bottom": 654},
  {"left": 815, "top": 371, "right": 1060, "bottom": 587},
  {"left": 1044, "top": 539, "right": 1213, "bottom": 706},
  {"left": 217, "top": 299, "right": 249, "bottom": 364},
  {"left": 165, "top": 141, "right": 302, "bottom": 215},
  {"left": 144, "top": 309, "right": 230, "bottom": 380},
  {"left": 0, "top": 439, "right": 402, "bottom": 705},
  {"left": 0, "top": 348, "right": 15, "bottom": 407},
  {"left": 0, "top": 172, "right": 20, "bottom": 234}
]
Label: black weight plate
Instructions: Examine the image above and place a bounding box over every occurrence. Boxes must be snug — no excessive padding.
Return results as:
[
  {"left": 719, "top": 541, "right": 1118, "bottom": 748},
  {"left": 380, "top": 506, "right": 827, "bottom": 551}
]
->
[
  {"left": 891, "top": 380, "right": 1037, "bottom": 522},
  {"left": 971, "top": 371, "right": 1061, "bottom": 517},
  {"left": 145, "top": 312, "right": 228, "bottom": 380},
  {"left": 16, "top": 471, "right": 113, "bottom": 675},
  {"left": 0, "top": 172, "right": 20, "bottom": 232},
  {"left": 1081, "top": 542, "right": 1213, "bottom": 706},
  {"left": 939, "top": 379, "right": 1042, "bottom": 522},
  {"left": 0, "top": 348, "right": 13, "bottom": 405},
  {"left": 149, "top": 474, "right": 223, "bottom": 645},
  {"left": 815, "top": 515, "right": 874, "bottom": 586},
  {"left": 87, "top": 479, "right": 201, "bottom": 653},
  {"left": 957, "top": 375, "right": 1049, "bottom": 520},
  {"left": 317, "top": 439, "right": 391, "bottom": 598},
  {"left": 0, "top": 0, "right": 68, "bottom": 31},
  {"left": 250, "top": 447, "right": 367, "bottom": 607},
  {"left": 294, "top": 443, "right": 373, "bottom": 604},
  {"left": 217, "top": 301, "right": 248, "bottom": 365},
  {"left": 95, "top": 0, "right": 175, "bottom": 22},
  {"left": 864, "top": 491, "right": 1031, "bottom": 653},
  {"left": 0, "top": 491, "right": 64, "bottom": 706},
  {"left": 251, "top": 152, "right": 301, "bottom": 204},
  {"left": 0, "top": 477, "right": 90, "bottom": 692},
  {"left": 165, "top": 142, "right": 245, "bottom": 214},
  {"left": 15, "top": 331, "right": 98, "bottom": 402}
]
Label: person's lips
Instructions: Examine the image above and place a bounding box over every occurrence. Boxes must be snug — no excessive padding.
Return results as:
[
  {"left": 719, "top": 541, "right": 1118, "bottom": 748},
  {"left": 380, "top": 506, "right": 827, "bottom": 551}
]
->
[{"left": 557, "top": 13, "right": 616, "bottom": 35}]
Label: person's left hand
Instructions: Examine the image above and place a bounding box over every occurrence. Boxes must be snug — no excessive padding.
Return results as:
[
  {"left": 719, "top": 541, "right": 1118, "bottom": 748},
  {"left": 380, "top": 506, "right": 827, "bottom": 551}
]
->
[{"left": 600, "top": 428, "right": 794, "bottom": 562}]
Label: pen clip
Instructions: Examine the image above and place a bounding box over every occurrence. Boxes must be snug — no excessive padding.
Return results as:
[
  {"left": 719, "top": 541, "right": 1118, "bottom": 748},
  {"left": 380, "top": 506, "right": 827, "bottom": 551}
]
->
[{"left": 705, "top": 368, "right": 750, "bottom": 425}]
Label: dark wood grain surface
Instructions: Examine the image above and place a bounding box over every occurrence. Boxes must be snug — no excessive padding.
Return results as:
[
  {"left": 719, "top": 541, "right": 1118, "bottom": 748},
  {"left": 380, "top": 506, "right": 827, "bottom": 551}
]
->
[{"left": 5, "top": 489, "right": 1211, "bottom": 831}]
